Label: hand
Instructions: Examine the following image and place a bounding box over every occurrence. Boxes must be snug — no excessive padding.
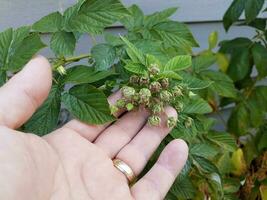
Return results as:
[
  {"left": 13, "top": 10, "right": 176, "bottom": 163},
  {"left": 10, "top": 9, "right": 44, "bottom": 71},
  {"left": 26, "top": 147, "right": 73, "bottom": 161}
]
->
[{"left": 0, "top": 56, "right": 188, "bottom": 200}]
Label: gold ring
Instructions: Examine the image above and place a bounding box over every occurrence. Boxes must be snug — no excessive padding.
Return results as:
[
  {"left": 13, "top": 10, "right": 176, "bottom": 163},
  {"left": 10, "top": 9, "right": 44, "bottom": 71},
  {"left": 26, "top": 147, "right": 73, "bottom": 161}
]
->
[{"left": 113, "top": 159, "right": 136, "bottom": 184}]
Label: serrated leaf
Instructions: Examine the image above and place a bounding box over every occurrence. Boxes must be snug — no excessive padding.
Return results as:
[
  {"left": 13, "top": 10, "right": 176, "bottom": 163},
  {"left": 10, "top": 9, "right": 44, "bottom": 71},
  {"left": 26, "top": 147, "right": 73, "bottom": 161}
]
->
[
  {"left": 245, "top": 0, "right": 264, "bottom": 23},
  {"left": 24, "top": 85, "right": 62, "bottom": 135},
  {"left": 208, "top": 31, "right": 218, "bottom": 50},
  {"left": 207, "top": 131, "right": 237, "bottom": 152},
  {"left": 120, "top": 36, "right": 145, "bottom": 64},
  {"left": 32, "top": 12, "right": 63, "bottom": 33},
  {"left": 120, "top": 4, "right": 144, "bottom": 31},
  {"left": 252, "top": 43, "right": 267, "bottom": 77},
  {"left": 64, "top": 65, "right": 116, "bottom": 84},
  {"left": 157, "top": 71, "right": 182, "bottom": 80},
  {"left": 164, "top": 55, "right": 192, "bottom": 71},
  {"left": 152, "top": 21, "right": 199, "bottom": 50},
  {"left": 192, "top": 54, "right": 217, "bottom": 72},
  {"left": 91, "top": 43, "right": 116, "bottom": 70},
  {"left": 50, "top": 31, "right": 76, "bottom": 56},
  {"left": 182, "top": 97, "right": 212, "bottom": 114},
  {"left": 62, "top": 84, "right": 115, "bottom": 124},
  {"left": 144, "top": 7, "right": 178, "bottom": 28},
  {"left": 67, "top": 0, "right": 129, "bottom": 34},
  {"left": 223, "top": 0, "right": 246, "bottom": 31},
  {"left": 123, "top": 62, "right": 147, "bottom": 75},
  {"left": 179, "top": 72, "right": 213, "bottom": 90},
  {"left": 190, "top": 143, "right": 219, "bottom": 159},
  {"left": 200, "top": 70, "right": 237, "bottom": 98},
  {"left": 193, "top": 155, "right": 220, "bottom": 174}
]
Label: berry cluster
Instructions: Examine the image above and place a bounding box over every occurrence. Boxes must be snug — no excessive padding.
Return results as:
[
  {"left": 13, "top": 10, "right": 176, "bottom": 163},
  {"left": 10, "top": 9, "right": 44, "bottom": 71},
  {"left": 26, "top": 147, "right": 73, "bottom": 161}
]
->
[{"left": 110, "top": 64, "right": 188, "bottom": 128}]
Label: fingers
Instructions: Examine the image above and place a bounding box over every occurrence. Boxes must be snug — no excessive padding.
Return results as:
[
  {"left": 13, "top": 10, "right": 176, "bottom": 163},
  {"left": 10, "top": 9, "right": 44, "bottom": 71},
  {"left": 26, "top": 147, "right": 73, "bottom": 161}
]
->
[
  {"left": 63, "top": 91, "right": 124, "bottom": 141},
  {"left": 131, "top": 139, "right": 188, "bottom": 200},
  {"left": 94, "top": 108, "right": 149, "bottom": 158},
  {"left": 116, "top": 107, "right": 177, "bottom": 175},
  {"left": 0, "top": 56, "right": 52, "bottom": 128}
]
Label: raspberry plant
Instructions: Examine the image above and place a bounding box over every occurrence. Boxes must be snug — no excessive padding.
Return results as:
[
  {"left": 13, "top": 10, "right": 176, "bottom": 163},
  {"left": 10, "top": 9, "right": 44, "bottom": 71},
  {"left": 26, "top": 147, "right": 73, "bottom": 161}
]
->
[{"left": 0, "top": 0, "right": 266, "bottom": 199}]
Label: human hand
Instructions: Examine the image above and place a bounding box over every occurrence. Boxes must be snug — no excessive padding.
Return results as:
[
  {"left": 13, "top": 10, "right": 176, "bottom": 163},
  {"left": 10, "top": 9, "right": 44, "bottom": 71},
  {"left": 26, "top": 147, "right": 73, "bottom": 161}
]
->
[{"left": 0, "top": 56, "right": 188, "bottom": 200}]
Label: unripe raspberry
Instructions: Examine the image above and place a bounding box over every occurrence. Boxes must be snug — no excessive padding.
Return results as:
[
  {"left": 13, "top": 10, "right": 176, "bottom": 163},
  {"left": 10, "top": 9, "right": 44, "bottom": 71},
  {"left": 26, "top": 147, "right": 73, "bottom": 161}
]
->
[
  {"left": 174, "top": 102, "right": 184, "bottom": 112},
  {"left": 167, "top": 116, "right": 177, "bottom": 128},
  {"left": 129, "top": 75, "right": 139, "bottom": 85},
  {"left": 149, "top": 64, "right": 160, "bottom": 75},
  {"left": 160, "top": 78, "right": 169, "bottom": 89},
  {"left": 121, "top": 86, "right": 135, "bottom": 99},
  {"left": 184, "top": 117, "right": 193, "bottom": 128},
  {"left": 149, "top": 81, "right": 162, "bottom": 93},
  {"left": 151, "top": 103, "right": 163, "bottom": 114},
  {"left": 126, "top": 103, "right": 134, "bottom": 111},
  {"left": 139, "top": 76, "right": 150, "bottom": 86},
  {"left": 159, "top": 90, "right": 172, "bottom": 102},
  {"left": 110, "top": 105, "right": 119, "bottom": 115},
  {"left": 116, "top": 99, "right": 126, "bottom": 109},
  {"left": 148, "top": 115, "right": 161, "bottom": 126},
  {"left": 172, "top": 85, "right": 183, "bottom": 97},
  {"left": 139, "top": 88, "right": 151, "bottom": 104}
]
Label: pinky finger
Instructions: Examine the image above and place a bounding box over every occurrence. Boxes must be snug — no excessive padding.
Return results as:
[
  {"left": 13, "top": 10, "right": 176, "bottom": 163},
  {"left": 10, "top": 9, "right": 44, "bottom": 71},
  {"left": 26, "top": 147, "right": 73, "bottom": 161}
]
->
[{"left": 131, "top": 139, "right": 188, "bottom": 200}]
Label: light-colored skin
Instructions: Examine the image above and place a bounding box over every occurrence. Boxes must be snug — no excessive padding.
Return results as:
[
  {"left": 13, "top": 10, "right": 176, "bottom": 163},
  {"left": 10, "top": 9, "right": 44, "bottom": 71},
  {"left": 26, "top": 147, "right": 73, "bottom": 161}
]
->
[{"left": 0, "top": 56, "right": 188, "bottom": 200}]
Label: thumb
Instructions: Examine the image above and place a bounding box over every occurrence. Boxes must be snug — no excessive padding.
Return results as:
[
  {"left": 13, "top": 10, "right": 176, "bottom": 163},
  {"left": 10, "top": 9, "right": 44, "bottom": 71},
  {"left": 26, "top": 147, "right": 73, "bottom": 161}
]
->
[{"left": 0, "top": 55, "right": 52, "bottom": 129}]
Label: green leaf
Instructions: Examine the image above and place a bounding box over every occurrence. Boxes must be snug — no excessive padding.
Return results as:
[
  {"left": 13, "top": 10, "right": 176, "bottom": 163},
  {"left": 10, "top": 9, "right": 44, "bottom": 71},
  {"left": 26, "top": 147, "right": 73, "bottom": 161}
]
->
[
  {"left": 24, "top": 85, "right": 62, "bottom": 135},
  {"left": 245, "top": 0, "right": 264, "bottom": 23},
  {"left": 91, "top": 44, "right": 116, "bottom": 70},
  {"left": 50, "top": 31, "right": 76, "bottom": 56},
  {"left": 206, "top": 131, "right": 237, "bottom": 152},
  {"left": 32, "top": 12, "right": 63, "bottom": 33},
  {"left": 200, "top": 70, "right": 237, "bottom": 98},
  {"left": 0, "top": 71, "right": 6, "bottom": 86},
  {"left": 62, "top": 84, "right": 115, "bottom": 124},
  {"left": 64, "top": 65, "right": 116, "bottom": 84},
  {"left": 120, "top": 4, "right": 144, "bottom": 31},
  {"left": 208, "top": 31, "right": 218, "bottom": 50},
  {"left": 193, "top": 155, "right": 220, "bottom": 174},
  {"left": 152, "top": 21, "right": 199, "bottom": 50},
  {"left": 157, "top": 71, "right": 182, "bottom": 80},
  {"left": 8, "top": 33, "right": 46, "bottom": 71},
  {"left": 182, "top": 97, "right": 212, "bottom": 114},
  {"left": 120, "top": 36, "right": 145, "bottom": 64},
  {"left": 164, "top": 55, "right": 192, "bottom": 71},
  {"left": 190, "top": 143, "right": 219, "bottom": 159},
  {"left": 67, "top": 0, "right": 129, "bottom": 34},
  {"left": 219, "top": 37, "right": 252, "bottom": 54},
  {"left": 192, "top": 54, "right": 217, "bottom": 73},
  {"left": 144, "top": 7, "right": 178, "bottom": 28},
  {"left": 179, "top": 72, "right": 213, "bottom": 90},
  {"left": 123, "top": 62, "right": 147, "bottom": 75},
  {"left": 223, "top": 0, "right": 246, "bottom": 31},
  {"left": 252, "top": 43, "right": 267, "bottom": 77}
]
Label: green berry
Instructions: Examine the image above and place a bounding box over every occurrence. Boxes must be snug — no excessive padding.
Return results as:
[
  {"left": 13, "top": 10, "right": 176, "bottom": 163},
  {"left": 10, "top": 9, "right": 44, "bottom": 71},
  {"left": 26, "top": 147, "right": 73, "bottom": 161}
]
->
[
  {"left": 148, "top": 115, "right": 161, "bottom": 126},
  {"left": 172, "top": 85, "right": 183, "bottom": 97},
  {"left": 110, "top": 105, "right": 119, "bottom": 115},
  {"left": 129, "top": 75, "right": 139, "bottom": 85},
  {"left": 116, "top": 99, "right": 126, "bottom": 109},
  {"left": 184, "top": 117, "right": 193, "bottom": 128},
  {"left": 151, "top": 103, "right": 163, "bottom": 114},
  {"left": 126, "top": 103, "right": 134, "bottom": 111},
  {"left": 139, "top": 76, "right": 150, "bottom": 86},
  {"left": 149, "top": 64, "right": 160, "bottom": 75},
  {"left": 159, "top": 90, "right": 172, "bottom": 102},
  {"left": 121, "top": 86, "right": 135, "bottom": 99},
  {"left": 160, "top": 78, "right": 169, "bottom": 89},
  {"left": 149, "top": 81, "right": 162, "bottom": 93},
  {"left": 139, "top": 88, "right": 151, "bottom": 105},
  {"left": 174, "top": 102, "right": 184, "bottom": 112},
  {"left": 167, "top": 117, "right": 177, "bottom": 128}
]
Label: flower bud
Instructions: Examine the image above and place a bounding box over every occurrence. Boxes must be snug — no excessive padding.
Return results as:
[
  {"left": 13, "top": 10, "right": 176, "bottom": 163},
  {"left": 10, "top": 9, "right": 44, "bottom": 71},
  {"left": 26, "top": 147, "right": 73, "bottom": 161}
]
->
[
  {"left": 139, "top": 88, "right": 151, "bottom": 105},
  {"left": 148, "top": 115, "right": 161, "bottom": 126},
  {"left": 174, "top": 102, "right": 184, "bottom": 112},
  {"left": 126, "top": 103, "right": 134, "bottom": 111},
  {"left": 129, "top": 75, "right": 139, "bottom": 85},
  {"left": 151, "top": 103, "right": 163, "bottom": 114},
  {"left": 57, "top": 65, "right": 66, "bottom": 75},
  {"left": 116, "top": 99, "right": 126, "bottom": 109},
  {"left": 172, "top": 85, "right": 183, "bottom": 97},
  {"left": 167, "top": 116, "right": 177, "bottom": 128},
  {"left": 149, "top": 64, "right": 160, "bottom": 75},
  {"left": 139, "top": 76, "right": 150, "bottom": 86},
  {"left": 121, "top": 86, "right": 135, "bottom": 99},
  {"left": 184, "top": 117, "right": 193, "bottom": 128},
  {"left": 149, "top": 81, "right": 162, "bottom": 93},
  {"left": 160, "top": 78, "right": 169, "bottom": 89},
  {"left": 110, "top": 105, "right": 119, "bottom": 115},
  {"left": 159, "top": 90, "right": 172, "bottom": 102}
]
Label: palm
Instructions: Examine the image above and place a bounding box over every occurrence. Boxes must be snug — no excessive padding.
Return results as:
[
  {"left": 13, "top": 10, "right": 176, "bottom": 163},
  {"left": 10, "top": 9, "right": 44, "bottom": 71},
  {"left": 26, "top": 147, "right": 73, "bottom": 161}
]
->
[{"left": 0, "top": 56, "right": 188, "bottom": 200}]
